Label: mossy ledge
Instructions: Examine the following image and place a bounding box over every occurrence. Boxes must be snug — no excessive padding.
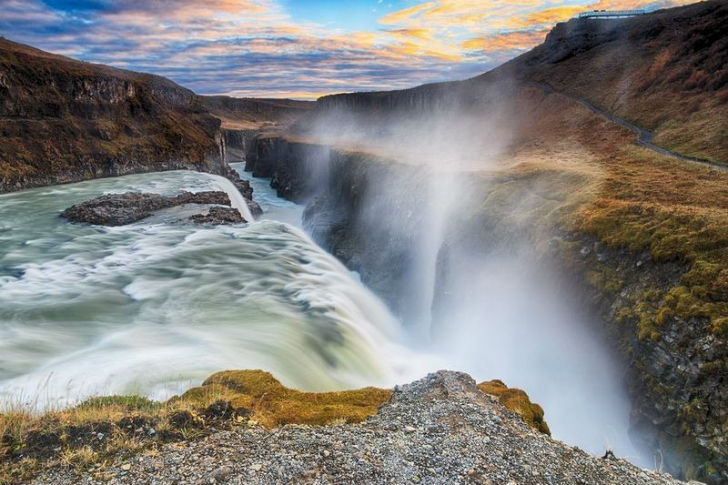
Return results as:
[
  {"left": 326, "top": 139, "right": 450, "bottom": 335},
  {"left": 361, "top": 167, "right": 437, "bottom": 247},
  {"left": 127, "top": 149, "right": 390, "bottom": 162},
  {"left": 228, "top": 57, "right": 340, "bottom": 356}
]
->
[{"left": 0, "top": 370, "right": 548, "bottom": 484}]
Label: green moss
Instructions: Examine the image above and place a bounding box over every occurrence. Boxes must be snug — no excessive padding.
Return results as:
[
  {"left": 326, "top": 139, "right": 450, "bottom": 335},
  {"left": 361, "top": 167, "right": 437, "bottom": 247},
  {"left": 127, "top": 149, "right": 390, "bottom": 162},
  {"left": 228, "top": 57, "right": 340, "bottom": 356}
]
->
[
  {"left": 700, "top": 359, "right": 726, "bottom": 375},
  {"left": 710, "top": 317, "right": 728, "bottom": 335},
  {"left": 585, "top": 266, "right": 624, "bottom": 295},
  {"left": 615, "top": 306, "right": 633, "bottom": 325}
]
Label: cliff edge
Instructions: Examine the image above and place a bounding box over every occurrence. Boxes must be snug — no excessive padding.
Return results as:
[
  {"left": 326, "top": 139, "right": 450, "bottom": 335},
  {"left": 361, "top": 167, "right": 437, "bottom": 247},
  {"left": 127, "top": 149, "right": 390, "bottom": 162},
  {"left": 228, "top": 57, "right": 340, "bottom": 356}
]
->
[{"left": 21, "top": 372, "right": 682, "bottom": 485}]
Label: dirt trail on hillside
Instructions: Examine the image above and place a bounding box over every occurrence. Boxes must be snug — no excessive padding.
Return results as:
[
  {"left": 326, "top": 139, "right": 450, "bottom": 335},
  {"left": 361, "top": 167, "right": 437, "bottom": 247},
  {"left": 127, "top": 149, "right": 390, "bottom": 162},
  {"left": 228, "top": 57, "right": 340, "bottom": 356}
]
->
[{"left": 531, "top": 82, "right": 726, "bottom": 171}]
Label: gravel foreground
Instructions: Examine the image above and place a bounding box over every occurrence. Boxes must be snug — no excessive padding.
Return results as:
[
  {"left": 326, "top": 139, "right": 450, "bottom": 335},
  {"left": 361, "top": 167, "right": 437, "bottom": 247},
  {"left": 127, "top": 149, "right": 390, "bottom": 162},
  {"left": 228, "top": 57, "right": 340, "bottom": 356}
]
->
[{"left": 31, "top": 371, "right": 688, "bottom": 485}]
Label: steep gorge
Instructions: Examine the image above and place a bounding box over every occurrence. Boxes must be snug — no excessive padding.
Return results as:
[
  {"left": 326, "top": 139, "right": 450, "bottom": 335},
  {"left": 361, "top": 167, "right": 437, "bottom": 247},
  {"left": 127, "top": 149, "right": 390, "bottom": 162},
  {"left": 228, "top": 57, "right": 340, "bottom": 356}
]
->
[
  {"left": 243, "top": 3, "right": 728, "bottom": 482},
  {"left": 0, "top": 38, "right": 311, "bottom": 194}
]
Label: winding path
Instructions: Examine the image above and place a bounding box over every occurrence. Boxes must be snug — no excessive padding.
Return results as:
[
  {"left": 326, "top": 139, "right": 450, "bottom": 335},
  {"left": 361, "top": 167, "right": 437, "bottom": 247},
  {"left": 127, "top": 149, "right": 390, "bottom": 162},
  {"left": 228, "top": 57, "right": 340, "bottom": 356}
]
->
[{"left": 531, "top": 81, "right": 726, "bottom": 171}]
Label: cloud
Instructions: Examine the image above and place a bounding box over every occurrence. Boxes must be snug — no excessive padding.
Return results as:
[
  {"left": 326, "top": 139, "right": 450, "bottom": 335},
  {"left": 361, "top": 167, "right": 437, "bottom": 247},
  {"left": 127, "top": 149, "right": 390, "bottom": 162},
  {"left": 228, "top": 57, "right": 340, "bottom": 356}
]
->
[
  {"left": 0, "top": 0, "right": 698, "bottom": 98},
  {"left": 379, "top": 2, "right": 436, "bottom": 25}
]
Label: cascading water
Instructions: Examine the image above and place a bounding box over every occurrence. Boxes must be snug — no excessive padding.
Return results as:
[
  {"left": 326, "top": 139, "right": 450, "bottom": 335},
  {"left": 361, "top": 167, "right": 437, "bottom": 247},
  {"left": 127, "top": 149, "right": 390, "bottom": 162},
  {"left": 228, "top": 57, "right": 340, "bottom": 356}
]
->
[
  {"left": 0, "top": 169, "right": 436, "bottom": 410},
  {"left": 207, "top": 173, "right": 255, "bottom": 222},
  {"left": 0, "top": 162, "right": 650, "bottom": 469},
  {"left": 408, "top": 169, "right": 461, "bottom": 340}
]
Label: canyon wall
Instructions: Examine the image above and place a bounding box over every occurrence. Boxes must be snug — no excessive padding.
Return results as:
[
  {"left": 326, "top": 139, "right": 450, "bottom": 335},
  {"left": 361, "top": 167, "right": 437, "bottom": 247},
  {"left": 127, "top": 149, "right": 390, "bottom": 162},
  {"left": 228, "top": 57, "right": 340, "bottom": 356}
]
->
[
  {"left": 0, "top": 38, "right": 234, "bottom": 192},
  {"left": 0, "top": 39, "right": 314, "bottom": 194},
  {"left": 246, "top": 115, "right": 727, "bottom": 484}
]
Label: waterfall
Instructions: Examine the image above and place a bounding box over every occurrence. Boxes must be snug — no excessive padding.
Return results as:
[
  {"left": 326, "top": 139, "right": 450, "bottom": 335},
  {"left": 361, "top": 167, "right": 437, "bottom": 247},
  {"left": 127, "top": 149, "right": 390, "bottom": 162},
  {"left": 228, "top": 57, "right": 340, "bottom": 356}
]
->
[
  {"left": 207, "top": 173, "right": 255, "bottom": 222},
  {"left": 0, "top": 170, "right": 437, "bottom": 410}
]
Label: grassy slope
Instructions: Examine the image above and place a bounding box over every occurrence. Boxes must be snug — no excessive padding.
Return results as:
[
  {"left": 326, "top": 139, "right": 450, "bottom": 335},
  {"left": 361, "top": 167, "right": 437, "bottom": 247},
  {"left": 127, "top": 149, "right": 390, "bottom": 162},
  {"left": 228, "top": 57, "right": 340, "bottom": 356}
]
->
[
  {"left": 500, "top": 2, "right": 728, "bottom": 337},
  {"left": 495, "top": 82, "right": 728, "bottom": 337},
  {"left": 510, "top": 1, "right": 728, "bottom": 164}
]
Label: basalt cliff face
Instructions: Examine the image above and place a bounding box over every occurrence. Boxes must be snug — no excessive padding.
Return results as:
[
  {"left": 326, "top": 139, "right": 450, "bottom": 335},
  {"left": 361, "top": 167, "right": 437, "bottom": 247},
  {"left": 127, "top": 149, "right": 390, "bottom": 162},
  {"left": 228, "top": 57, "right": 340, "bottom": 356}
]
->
[
  {"left": 246, "top": 2, "right": 728, "bottom": 483},
  {"left": 201, "top": 96, "right": 313, "bottom": 164},
  {"left": 0, "top": 38, "right": 311, "bottom": 193},
  {"left": 0, "top": 38, "right": 230, "bottom": 191}
]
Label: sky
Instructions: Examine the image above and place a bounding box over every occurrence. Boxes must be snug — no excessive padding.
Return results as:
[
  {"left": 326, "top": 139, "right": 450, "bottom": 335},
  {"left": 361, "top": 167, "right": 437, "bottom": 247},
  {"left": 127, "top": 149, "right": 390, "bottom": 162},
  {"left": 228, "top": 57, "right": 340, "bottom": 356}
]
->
[{"left": 0, "top": 0, "right": 693, "bottom": 99}]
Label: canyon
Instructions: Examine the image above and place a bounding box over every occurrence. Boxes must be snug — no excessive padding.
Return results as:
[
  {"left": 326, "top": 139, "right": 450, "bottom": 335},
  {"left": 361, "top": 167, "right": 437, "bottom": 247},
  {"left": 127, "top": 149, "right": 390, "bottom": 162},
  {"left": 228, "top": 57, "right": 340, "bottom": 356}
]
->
[
  {"left": 1, "top": 1, "right": 727, "bottom": 484},
  {"left": 234, "top": 2, "right": 728, "bottom": 482}
]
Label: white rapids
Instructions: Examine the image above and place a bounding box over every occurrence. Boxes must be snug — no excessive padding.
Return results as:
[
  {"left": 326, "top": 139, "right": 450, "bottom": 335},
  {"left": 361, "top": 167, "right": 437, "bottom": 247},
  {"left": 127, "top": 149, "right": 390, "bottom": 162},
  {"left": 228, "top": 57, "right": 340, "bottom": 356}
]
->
[{"left": 0, "top": 169, "right": 436, "bottom": 410}]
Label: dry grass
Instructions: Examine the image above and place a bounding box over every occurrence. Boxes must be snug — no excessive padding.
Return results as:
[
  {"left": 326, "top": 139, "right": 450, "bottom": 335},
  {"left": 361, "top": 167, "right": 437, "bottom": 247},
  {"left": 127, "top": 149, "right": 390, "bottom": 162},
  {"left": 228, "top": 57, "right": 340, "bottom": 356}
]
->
[
  {"left": 0, "top": 370, "right": 389, "bottom": 484},
  {"left": 0, "top": 370, "right": 553, "bottom": 484},
  {"left": 481, "top": 85, "right": 728, "bottom": 339}
]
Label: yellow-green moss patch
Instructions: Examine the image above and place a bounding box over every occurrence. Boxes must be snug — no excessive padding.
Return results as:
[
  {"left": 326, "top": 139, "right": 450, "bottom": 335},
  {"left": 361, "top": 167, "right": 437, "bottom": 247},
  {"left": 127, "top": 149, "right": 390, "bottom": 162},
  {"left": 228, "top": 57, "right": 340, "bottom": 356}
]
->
[{"left": 477, "top": 380, "right": 551, "bottom": 435}]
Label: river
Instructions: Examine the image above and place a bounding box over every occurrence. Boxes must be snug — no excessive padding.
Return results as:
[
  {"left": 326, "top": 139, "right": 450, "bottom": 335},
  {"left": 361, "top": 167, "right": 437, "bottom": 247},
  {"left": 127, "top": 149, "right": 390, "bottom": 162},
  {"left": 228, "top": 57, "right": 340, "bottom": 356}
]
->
[{"left": 0, "top": 167, "right": 430, "bottom": 409}]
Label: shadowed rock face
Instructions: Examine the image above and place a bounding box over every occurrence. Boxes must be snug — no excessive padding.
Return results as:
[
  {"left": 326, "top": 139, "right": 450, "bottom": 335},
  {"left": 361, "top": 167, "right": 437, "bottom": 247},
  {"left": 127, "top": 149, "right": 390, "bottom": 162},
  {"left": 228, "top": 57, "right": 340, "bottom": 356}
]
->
[
  {"left": 0, "top": 39, "right": 312, "bottom": 194},
  {"left": 0, "top": 39, "right": 233, "bottom": 192},
  {"left": 60, "top": 191, "right": 236, "bottom": 226}
]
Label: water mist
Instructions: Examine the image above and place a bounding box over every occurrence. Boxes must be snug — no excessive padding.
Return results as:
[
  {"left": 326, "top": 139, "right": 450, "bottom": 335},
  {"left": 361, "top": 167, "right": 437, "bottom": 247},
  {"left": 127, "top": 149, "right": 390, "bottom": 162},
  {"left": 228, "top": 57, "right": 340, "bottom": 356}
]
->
[{"left": 304, "top": 91, "right": 653, "bottom": 468}]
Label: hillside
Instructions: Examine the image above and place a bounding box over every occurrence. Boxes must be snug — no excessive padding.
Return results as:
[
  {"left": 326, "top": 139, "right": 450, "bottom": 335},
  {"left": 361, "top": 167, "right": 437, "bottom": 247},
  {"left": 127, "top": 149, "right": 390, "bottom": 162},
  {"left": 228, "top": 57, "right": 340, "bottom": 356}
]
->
[
  {"left": 0, "top": 37, "right": 226, "bottom": 191},
  {"left": 510, "top": 0, "right": 728, "bottom": 163},
  {"left": 249, "top": 2, "right": 728, "bottom": 483},
  {"left": 0, "top": 38, "right": 310, "bottom": 192}
]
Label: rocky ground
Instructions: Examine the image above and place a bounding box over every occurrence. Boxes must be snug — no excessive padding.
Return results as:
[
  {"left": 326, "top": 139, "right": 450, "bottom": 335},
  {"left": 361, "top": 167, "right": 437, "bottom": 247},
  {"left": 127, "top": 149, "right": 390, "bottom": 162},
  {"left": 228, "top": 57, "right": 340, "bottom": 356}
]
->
[
  {"left": 30, "top": 372, "right": 686, "bottom": 485},
  {"left": 60, "top": 191, "right": 247, "bottom": 225}
]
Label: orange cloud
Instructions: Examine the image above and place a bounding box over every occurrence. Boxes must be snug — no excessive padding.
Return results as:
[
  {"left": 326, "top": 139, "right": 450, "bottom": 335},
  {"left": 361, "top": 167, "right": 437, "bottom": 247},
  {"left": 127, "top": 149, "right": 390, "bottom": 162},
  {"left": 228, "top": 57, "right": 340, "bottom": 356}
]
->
[
  {"left": 462, "top": 30, "right": 548, "bottom": 52},
  {"left": 380, "top": 2, "right": 436, "bottom": 25},
  {"left": 7, "top": 0, "right": 700, "bottom": 99},
  {"left": 503, "top": 6, "right": 586, "bottom": 29}
]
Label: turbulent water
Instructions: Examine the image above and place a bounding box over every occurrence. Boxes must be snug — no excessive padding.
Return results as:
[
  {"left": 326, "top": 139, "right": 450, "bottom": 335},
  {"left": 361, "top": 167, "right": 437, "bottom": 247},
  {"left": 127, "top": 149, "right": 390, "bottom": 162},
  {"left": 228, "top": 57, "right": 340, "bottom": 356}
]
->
[
  {"left": 0, "top": 164, "right": 648, "bottom": 468},
  {"left": 0, "top": 168, "right": 429, "bottom": 409}
]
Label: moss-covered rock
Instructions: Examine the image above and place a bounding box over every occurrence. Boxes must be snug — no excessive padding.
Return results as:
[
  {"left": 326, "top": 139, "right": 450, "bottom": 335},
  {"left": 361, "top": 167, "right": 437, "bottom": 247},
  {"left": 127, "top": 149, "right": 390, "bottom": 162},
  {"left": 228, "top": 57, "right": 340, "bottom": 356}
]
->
[
  {"left": 180, "top": 370, "right": 392, "bottom": 428},
  {"left": 477, "top": 380, "right": 551, "bottom": 435}
]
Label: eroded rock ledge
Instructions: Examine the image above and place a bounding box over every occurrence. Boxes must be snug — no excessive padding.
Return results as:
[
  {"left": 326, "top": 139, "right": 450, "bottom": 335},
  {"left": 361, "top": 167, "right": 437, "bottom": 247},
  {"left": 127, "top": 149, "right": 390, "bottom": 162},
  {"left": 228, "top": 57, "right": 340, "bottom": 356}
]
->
[
  {"left": 25, "top": 371, "right": 682, "bottom": 485},
  {"left": 60, "top": 191, "right": 245, "bottom": 226}
]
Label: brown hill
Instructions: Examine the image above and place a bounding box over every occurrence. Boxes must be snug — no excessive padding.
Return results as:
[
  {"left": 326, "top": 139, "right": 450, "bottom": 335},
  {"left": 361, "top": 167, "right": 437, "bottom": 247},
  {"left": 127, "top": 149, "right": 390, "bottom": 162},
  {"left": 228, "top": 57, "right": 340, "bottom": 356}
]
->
[
  {"left": 201, "top": 96, "right": 312, "bottom": 131},
  {"left": 509, "top": 0, "right": 728, "bottom": 163},
  {"left": 0, "top": 37, "right": 228, "bottom": 191},
  {"left": 0, "top": 38, "right": 310, "bottom": 192}
]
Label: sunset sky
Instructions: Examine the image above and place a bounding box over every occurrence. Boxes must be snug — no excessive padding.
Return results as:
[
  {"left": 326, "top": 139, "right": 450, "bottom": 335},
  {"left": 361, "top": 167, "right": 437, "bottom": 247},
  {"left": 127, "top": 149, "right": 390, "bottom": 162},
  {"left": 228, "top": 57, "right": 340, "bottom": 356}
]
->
[{"left": 1, "top": 0, "right": 692, "bottom": 99}]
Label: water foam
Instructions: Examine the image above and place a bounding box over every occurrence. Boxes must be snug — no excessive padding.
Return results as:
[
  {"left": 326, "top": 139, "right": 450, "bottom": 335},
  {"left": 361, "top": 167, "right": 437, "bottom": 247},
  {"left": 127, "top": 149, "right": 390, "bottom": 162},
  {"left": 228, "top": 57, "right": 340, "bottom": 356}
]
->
[
  {"left": 0, "top": 171, "right": 437, "bottom": 410},
  {"left": 207, "top": 173, "right": 255, "bottom": 222}
]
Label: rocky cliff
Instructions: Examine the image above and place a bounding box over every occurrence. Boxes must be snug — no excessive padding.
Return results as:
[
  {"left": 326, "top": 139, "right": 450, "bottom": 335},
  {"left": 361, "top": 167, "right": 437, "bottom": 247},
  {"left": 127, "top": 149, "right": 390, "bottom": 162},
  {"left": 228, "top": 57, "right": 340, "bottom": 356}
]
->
[
  {"left": 247, "top": 2, "right": 728, "bottom": 483},
  {"left": 201, "top": 96, "right": 313, "bottom": 165},
  {"left": 0, "top": 38, "right": 234, "bottom": 191},
  {"left": 0, "top": 38, "right": 311, "bottom": 193}
]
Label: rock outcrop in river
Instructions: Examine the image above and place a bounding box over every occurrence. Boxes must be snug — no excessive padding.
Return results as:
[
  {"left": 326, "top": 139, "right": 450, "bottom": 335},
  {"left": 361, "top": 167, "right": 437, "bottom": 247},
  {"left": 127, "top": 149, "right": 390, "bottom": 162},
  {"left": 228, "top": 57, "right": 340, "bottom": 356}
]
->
[{"left": 61, "top": 191, "right": 245, "bottom": 225}]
